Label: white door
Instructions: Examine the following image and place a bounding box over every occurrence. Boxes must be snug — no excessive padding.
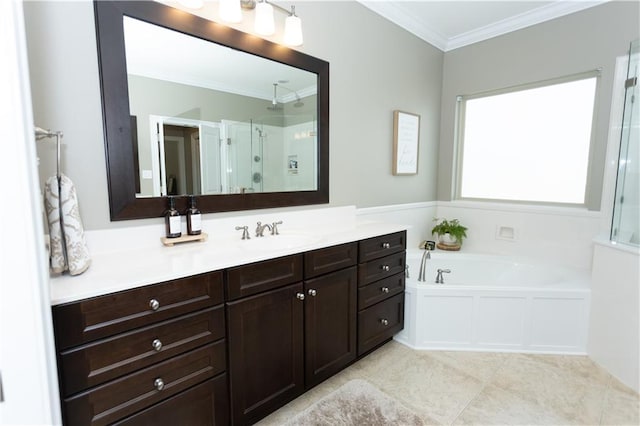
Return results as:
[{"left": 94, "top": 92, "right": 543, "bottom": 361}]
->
[{"left": 200, "top": 123, "right": 222, "bottom": 194}]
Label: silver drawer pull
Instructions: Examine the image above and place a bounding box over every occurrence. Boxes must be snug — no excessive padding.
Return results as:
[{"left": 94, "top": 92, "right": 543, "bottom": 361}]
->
[
  {"left": 381, "top": 265, "right": 390, "bottom": 272},
  {"left": 154, "top": 378, "right": 165, "bottom": 391},
  {"left": 381, "top": 287, "right": 390, "bottom": 293},
  {"left": 149, "top": 299, "right": 160, "bottom": 311},
  {"left": 296, "top": 292, "right": 305, "bottom": 301},
  {"left": 152, "top": 339, "right": 163, "bottom": 352},
  {"left": 380, "top": 318, "right": 389, "bottom": 326},
  {"left": 308, "top": 289, "right": 317, "bottom": 297},
  {"left": 382, "top": 242, "right": 390, "bottom": 249}
]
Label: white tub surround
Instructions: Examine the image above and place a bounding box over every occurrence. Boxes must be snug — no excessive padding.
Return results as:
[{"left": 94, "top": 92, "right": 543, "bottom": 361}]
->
[
  {"left": 395, "top": 250, "right": 591, "bottom": 354},
  {"left": 435, "top": 201, "right": 602, "bottom": 270},
  {"left": 588, "top": 239, "right": 640, "bottom": 393},
  {"left": 49, "top": 206, "right": 409, "bottom": 305}
]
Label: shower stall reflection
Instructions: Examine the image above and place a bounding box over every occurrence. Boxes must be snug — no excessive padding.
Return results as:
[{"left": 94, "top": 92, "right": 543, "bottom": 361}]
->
[{"left": 142, "top": 115, "right": 317, "bottom": 197}]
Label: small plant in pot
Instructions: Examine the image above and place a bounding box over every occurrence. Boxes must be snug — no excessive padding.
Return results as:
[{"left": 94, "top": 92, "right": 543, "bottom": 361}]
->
[{"left": 431, "top": 218, "right": 468, "bottom": 247}]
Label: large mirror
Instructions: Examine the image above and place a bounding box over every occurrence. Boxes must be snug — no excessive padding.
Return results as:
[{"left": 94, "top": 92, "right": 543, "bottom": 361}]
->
[{"left": 95, "top": 1, "right": 329, "bottom": 220}]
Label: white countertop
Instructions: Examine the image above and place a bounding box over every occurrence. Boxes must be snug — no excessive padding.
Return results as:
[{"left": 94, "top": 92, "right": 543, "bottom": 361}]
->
[{"left": 50, "top": 208, "right": 408, "bottom": 305}]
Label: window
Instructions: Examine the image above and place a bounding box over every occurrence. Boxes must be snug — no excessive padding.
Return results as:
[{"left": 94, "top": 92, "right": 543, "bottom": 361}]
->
[{"left": 456, "top": 74, "right": 598, "bottom": 205}]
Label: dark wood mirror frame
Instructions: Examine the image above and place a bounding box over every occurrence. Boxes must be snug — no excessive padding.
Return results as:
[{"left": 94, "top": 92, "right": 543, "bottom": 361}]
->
[{"left": 95, "top": 0, "right": 329, "bottom": 220}]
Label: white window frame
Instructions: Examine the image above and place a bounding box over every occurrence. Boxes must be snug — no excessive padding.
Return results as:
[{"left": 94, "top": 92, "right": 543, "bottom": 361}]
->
[{"left": 453, "top": 71, "right": 600, "bottom": 207}]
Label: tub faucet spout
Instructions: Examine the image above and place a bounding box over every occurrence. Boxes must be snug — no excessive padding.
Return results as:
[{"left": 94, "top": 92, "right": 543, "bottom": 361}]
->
[{"left": 418, "top": 249, "right": 431, "bottom": 282}]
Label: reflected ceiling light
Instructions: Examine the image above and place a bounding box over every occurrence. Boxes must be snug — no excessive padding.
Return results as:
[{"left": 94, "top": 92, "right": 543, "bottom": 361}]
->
[
  {"left": 254, "top": 0, "right": 275, "bottom": 36},
  {"left": 219, "top": 0, "right": 242, "bottom": 23},
  {"left": 218, "top": 0, "right": 304, "bottom": 46}
]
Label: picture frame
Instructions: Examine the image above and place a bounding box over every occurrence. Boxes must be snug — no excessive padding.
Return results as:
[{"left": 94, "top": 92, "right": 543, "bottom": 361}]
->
[{"left": 392, "top": 110, "right": 420, "bottom": 175}]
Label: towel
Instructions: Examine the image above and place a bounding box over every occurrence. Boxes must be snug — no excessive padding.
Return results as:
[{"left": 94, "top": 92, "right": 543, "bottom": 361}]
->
[{"left": 44, "top": 174, "right": 91, "bottom": 275}]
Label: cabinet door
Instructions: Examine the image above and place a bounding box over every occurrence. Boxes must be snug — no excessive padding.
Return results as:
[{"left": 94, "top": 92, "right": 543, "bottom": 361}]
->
[
  {"left": 304, "top": 267, "right": 357, "bottom": 388},
  {"left": 227, "top": 283, "right": 304, "bottom": 425},
  {"left": 113, "top": 374, "right": 229, "bottom": 426}
]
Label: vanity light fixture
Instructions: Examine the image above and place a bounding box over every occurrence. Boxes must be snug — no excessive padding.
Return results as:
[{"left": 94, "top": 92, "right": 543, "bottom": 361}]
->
[
  {"left": 254, "top": 0, "right": 275, "bottom": 35},
  {"left": 219, "top": 0, "right": 242, "bottom": 22},
  {"left": 218, "top": 0, "right": 304, "bottom": 46}
]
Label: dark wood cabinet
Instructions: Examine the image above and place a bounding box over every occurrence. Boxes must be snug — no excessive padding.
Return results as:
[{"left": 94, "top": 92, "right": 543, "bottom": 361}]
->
[
  {"left": 52, "top": 271, "right": 228, "bottom": 426},
  {"left": 227, "top": 245, "right": 358, "bottom": 424},
  {"left": 52, "top": 230, "right": 406, "bottom": 426},
  {"left": 227, "top": 283, "right": 305, "bottom": 425},
  {"left": 304, "top": 266, "right": 357, "bottom": 387},
  {"left": 357, "top": 231, "right": 406, "bottom": 356}
]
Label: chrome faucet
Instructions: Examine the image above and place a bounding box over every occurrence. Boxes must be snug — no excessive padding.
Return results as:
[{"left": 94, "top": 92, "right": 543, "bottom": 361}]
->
[
  {"left": 255, "top": 221, "right": 272, "bottom": 237},
  {"left": 417, "top": 248, "right": 431, "bottom": 282},
  {"left": 235, "top": 225, "right": 250, "bottom": 240},
  {"left": 435, "top": 268, "right": 451, "bottom": 284},
  {"left": 271, "top": 221, "right": 283, "bottom": 235}
]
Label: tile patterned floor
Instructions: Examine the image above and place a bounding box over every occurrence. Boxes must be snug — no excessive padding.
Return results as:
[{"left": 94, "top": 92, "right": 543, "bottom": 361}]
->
[{"left": 257, "top": 341, "right": 640, "bottom": 425}]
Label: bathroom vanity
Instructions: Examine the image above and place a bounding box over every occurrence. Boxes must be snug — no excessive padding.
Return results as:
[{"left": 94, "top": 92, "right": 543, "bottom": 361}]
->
[{"left": 50, "top": 219, "right": 406, "bottom": 425}]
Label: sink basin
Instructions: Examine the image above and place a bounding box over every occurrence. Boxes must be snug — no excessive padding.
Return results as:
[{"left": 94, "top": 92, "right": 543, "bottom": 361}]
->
[{"left": 237, "top": 233, "right": 324, "bottom": 251}]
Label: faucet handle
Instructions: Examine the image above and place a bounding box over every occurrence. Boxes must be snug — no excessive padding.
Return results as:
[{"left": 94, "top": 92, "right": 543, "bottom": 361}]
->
[
  {"left": 271, "top": 220, "right": 283, "bottom": 235},
  {"left": 235, "top": 225, "right": 250, "bottom": 240}
]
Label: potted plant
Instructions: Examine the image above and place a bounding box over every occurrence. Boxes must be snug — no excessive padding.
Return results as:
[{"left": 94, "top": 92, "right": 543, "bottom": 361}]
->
[{"left": 431, "top": 218, "right": 468, "bottom": 247}]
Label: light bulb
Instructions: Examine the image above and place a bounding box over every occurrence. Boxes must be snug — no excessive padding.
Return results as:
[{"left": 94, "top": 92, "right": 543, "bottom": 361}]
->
[
  {"left": 284, "top": 9, "right": 303, "bottom": 46},
  {"left": 254, "top": 1, "right": 275, "bottom": 36},
  {"left": 219, "top": 0, "right": 242, "bottom": 23}
]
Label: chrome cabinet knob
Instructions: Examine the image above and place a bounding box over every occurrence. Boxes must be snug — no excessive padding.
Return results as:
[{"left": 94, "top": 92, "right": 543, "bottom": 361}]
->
[
  {"left": 308, "top": 289, "right": 317, "bottom": 297},
  {"left": 296, "top": 292, "right": 305, "bottom": 301},
  {"left": 381, "top": 265, "right": 390, "bottom": 272},
  {"left": 149, "top": 299, "right": 160, "bottom": 311},
  {"left": 154, "top": 378, "right": 165, "bottom": 391},
  {"left": 152, "top": 339, "right": 163, "bottom": 352},
  {"left": 382, "top": 242, "right": 390, "bottom": 249},
  {"left": 380, "top": 319, "right": 389, "bottom": 326},
  {"left": 381, "top": 287, "right": 390, "bottom": 293}
]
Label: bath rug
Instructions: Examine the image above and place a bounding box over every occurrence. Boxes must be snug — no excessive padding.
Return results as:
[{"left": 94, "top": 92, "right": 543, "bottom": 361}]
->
[{"left": 283, "top": 379, "right": 424, "bottom": 426}]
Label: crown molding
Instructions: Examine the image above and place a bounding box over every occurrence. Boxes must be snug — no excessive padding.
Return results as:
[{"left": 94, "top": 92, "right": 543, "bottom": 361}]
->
[
  {"left": 445, "top": 1, "right": 609, "bottom": 51},
  {"left": 358, "top": 1, "right": 449, "bottom": 51},
  {"left": 357, "top": 1, "right": 609, "bottom": 52}
]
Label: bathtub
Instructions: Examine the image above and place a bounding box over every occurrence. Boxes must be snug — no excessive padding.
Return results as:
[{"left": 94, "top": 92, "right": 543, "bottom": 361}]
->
[{"left": 394, "top": 250, "right": 591, "bottom": 354}]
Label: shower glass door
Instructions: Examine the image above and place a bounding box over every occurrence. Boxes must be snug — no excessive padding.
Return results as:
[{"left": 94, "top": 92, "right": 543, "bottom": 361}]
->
[{"left": 611, "top": 40, "right": 639, "bottom": 247}]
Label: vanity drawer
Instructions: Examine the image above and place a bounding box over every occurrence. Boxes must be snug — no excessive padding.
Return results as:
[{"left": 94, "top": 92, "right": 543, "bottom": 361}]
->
[
  {"left": 113, "top": 374, "right": 229, "bottom": 426},
  {"left": 63, "top": 341, "right": 226, "bottom": 426},
  {"left": 358, "top": 251, "right": 406, "bottom": 287},
  {"left": 59, "top": 306, "right": 225, "bottom": 397},
  {"left": 357, "top": 293, "right": 404, "bottom": 356},
  {"left": 53, "top": 271, "right": 224, "bottom": 350},
  {"left": 304, "top": 242, "right": 358, "bottom": 279},
  {"left": 358, "top": 231, "right": 406, "bottom": 263},
  {"left": 358, "top": 273, "right": 405, "bottom": 310},
  {"left": 226, "top": 254, "right": 303, "bottom": 300}
]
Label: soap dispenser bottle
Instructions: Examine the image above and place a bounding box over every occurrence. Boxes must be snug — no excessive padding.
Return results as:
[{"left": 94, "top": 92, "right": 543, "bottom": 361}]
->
[
  {"left": 186, "top": 195, "right": 202, "bottom": 235},
  {"left": 165, "top": 196, "right": 181, "bottom": 238}
]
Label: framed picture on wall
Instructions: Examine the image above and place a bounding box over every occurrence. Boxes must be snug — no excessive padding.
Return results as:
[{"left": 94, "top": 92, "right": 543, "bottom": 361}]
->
[{"left": 392, "top": 110, "right": 420, "bottom": 175}]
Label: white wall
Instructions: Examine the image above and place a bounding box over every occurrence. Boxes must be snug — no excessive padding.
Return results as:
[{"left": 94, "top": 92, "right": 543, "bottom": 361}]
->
[{"left": 588, "top": 242, "right": 639, "bottom": 393}]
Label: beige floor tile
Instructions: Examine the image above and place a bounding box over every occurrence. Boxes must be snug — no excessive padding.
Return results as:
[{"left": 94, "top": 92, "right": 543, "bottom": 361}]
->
[
  {"left": 421, "top": 350, "right": 509, "bottom": 383},
  {"left": 600, "top": 378, "right": 640, "bottom": 426},
  {"left": 453, "top": 384, "right": 571, "bottom": 425},
  {"left": 488, "top": 354, "right": 608, "bottom": 424},
  {"left": 359, "top": 351, "right": 484, "bottom": 424}
]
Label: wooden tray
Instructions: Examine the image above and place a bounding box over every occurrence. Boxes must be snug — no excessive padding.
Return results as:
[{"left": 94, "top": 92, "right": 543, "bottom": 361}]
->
[{"left": 161, "top": 232, "right": 208, "bottom": 247}]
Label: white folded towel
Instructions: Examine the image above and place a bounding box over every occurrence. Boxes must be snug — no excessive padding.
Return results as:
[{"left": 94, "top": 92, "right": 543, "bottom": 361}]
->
[{"left": 44, "top": 174, "right": 91, "bottom": 275}]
